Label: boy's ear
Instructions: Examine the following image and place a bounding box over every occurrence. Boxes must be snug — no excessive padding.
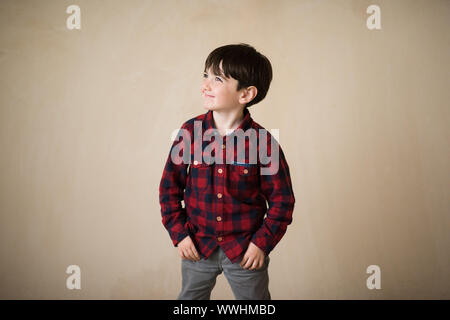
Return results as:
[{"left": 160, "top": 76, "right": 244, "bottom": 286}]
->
[{"left": 238, "top": 86, "right": 258, "bottom": 105}]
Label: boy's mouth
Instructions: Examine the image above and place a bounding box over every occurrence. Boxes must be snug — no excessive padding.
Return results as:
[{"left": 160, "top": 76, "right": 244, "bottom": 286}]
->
[{"left": 204, "top": 94, "right": 215, "bottom": 98}]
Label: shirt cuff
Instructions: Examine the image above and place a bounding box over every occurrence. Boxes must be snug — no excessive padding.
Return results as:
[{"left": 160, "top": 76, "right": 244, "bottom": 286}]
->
[
  {"left": 168, "top": 224, "right": 189, "bottom": 247},
  {"left": 250, "top": 232, "right": 273, "bottom": 256}
]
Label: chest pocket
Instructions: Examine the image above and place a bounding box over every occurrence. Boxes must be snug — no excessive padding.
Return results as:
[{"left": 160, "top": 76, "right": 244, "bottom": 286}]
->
[
  {"left": 227, "top": 164, "right": 259, "bottom": 201},
  {"left": 188, "top": 162, "right": 214, "bottom": 192}
]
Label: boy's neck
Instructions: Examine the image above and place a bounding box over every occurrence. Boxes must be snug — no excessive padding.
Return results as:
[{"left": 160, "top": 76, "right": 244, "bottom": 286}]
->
[{"left": 212, "top": 107, "right": 245, "bottom": 136}]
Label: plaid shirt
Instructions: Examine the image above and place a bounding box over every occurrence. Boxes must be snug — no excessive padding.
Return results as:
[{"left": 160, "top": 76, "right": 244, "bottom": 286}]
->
[{"left": 159, "top": 108, "right": 295, "bottom": 263}]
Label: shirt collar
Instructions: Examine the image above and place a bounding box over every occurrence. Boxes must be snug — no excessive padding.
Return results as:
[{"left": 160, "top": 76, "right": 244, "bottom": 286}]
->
[{"left": 203, "top": 107, "right": 253, "bottom": 134}]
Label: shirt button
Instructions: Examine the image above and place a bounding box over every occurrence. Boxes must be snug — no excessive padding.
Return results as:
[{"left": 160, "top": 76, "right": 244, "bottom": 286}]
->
[
  {"left": 193, "top": 160, "right": 198, "bottom": 165},
  {"left": 217, "top": 236, "right": 223, "bottom": 242},
  {"left": 217, "top": 193, "right": 222, "bottom": 199},
  {"left": 216, "top": 216, "right": 222, "bottom": 222},
  {"left": 218, "top": 168, "right": 223, "bottom": 174},
  {"left": 243, "top": 169, "right": 248, "bottom": 174}
]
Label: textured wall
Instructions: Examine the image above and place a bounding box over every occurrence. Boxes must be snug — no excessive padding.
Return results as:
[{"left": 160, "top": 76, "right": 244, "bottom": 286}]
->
[{"left": 0, "top": 0, "right": 449, "bottom": 299}]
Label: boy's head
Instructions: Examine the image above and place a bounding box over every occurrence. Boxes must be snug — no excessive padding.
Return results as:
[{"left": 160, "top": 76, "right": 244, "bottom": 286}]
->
[{"left": 202, "top": 43, "right": 272, "bottom": 110}]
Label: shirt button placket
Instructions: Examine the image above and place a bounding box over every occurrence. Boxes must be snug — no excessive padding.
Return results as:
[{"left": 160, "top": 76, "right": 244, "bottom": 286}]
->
[
  {"left": 216, "top": 189, "right": 223, "bottom": 241},
  {"left": 216, "top": 140, "right": 226, "bottom": 243}
]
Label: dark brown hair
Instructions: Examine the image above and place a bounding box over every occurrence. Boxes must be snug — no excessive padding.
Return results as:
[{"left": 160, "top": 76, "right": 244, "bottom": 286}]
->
[{"left": 204, "top": 43, "right": 273, "bottom": 108}]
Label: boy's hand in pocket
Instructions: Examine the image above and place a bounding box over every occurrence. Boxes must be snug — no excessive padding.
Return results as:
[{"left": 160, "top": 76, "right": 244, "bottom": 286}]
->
[
  {"left": 240, "top": 242, "right": 265, "bottom": 270},
  {"left": 178, "top": 235, "right": 200, "bottom": 261}
]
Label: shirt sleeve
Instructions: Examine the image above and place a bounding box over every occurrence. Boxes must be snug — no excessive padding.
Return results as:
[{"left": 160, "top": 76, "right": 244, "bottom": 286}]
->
[
  {"left": 159, "top": 123, "right": 190, "bottom": 247},
  {"left": 251, "top": 137, "right": 296, "bottom": 256}
]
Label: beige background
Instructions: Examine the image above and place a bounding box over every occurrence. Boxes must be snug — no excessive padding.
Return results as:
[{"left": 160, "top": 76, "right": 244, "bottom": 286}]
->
[{"left": 0, "top": 0, "right": 449, "bottom": 299}]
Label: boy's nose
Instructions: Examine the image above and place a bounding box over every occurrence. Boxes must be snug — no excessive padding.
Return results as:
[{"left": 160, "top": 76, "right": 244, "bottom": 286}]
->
[{"left": 201, "top": 80, "right": 211, "bottom": 93}]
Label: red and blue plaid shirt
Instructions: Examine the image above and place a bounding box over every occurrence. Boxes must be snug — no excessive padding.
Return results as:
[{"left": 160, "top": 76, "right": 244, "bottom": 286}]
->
[{"left": 159, "top": 108, "right": 295, "bottom": 263}]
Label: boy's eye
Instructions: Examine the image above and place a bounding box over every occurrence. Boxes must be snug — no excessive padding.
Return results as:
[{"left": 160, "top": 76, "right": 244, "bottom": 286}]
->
[{"left": 203, "top": 73, "right": 223, "bottom": 82}]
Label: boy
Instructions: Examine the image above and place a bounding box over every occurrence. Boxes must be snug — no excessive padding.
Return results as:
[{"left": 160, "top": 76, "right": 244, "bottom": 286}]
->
[{"left": 159, "top": 43, "right": 295, "bottom": 300}]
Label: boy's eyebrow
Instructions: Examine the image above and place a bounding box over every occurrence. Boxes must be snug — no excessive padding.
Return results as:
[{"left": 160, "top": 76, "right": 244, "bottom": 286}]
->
[{"left": 204, "top": 70, "right": 228, "bottom": 79}]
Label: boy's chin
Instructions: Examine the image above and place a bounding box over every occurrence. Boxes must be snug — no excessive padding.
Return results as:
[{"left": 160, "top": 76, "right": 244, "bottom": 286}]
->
[
  {"left": 203, "top": 104, "right": 244, "bottom": 114},
  {"left": 203, "top": 103, "right": 232, "bottom": 111},
  {"left": 203, "top": 104, "right": 218, "bottom": 111}
]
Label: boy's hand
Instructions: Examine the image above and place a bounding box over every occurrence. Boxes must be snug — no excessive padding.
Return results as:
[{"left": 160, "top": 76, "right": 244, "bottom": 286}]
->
[
  {"left": 240, "top": 242, "right": 265, "bottom": 270},
  {"left": 178, "top": 235, "right": 200, "bottom": 261}
]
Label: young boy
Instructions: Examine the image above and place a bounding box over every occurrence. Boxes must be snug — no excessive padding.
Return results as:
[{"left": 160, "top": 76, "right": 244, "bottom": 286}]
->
[{"left": 159, "top": 43, "right": 295, "bottom": 300}]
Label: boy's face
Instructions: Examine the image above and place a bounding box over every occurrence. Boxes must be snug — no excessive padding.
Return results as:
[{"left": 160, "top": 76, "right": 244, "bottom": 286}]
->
[{"left": 201, "top": 61, "right": 246, "bottom": 112}]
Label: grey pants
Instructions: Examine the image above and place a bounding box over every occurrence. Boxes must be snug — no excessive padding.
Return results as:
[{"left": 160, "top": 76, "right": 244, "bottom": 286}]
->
[{"left": 178, "top": 246, "right": 271, "bottom": 300}]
